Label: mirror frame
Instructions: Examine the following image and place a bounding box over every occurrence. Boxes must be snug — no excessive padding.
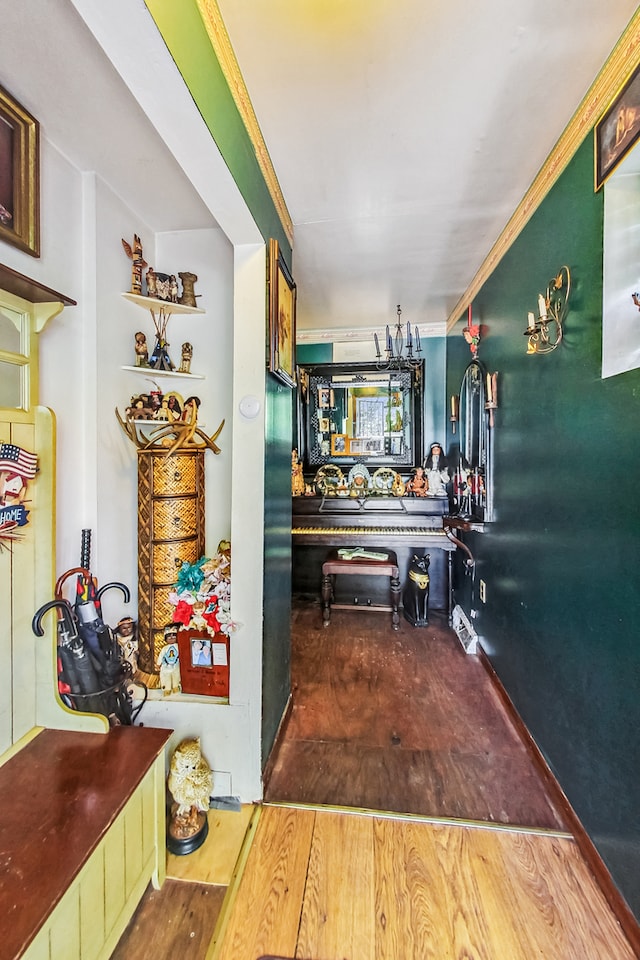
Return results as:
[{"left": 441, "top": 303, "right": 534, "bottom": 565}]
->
[
  {"left": 454, "top": 358, "right": 494, "bottom": 522},
  {"left": 297, "top": 361, "right": 424, "bottom": 470}
]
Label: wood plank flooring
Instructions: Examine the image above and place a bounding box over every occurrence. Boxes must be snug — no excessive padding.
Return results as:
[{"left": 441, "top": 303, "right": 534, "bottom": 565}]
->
[
  {"left": 212, "top": 804, "right": 636, "bottom": 960},
  {"left": 111, "top": 599, "right": 639, "bottom": 959},
  {"left": 265, "top": 601, "right": 567, "bottom": 828}
]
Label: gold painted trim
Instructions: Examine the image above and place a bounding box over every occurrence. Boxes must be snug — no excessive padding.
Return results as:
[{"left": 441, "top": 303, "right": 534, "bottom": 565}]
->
[
  {"left": 446, "top": 8, "right": 640, "bottom": 332},
  {"left": 195, "top": 0, "right": 294, "bottom": 248},
  {"left": 263, "top": 800, "right": 572, "bottom": 838}
]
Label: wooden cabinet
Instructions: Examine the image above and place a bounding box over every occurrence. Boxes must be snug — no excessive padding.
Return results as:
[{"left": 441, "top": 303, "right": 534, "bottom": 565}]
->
[{"left": 136, "top": 448, "right": 205, "bottom": 674}]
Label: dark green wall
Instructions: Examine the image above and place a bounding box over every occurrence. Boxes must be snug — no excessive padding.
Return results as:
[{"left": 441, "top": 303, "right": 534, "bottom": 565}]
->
[
  {"left": 146, "top": 0, "right": 294, "bottom": 767},
  {"left": 446, "top": 137, "right": 640, "bottom": 918}
]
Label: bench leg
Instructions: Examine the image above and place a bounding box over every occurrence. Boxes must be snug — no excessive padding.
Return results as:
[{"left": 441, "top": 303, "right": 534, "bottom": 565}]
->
[
  {"left": 390, "top": 574, "right": 401, "bottom": 631},
  {"left": 321, "top": 572, "right": 332, "bottom": 627}
]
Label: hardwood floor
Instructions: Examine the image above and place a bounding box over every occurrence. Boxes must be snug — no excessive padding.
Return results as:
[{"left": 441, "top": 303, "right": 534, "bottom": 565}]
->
[
  {"left": 111, "top": 599, "right": 639, "bottom": 959},
  {"left": 265, "top": 600, "right": 567, "bottom": 828},
  {"left": 212, "top": 804, "right": 637, "bottom": 960}
]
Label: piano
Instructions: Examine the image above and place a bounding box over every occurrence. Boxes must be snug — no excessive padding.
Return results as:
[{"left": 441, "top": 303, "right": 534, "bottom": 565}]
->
[{"left": 292, "top": 495, "right": 456, "bottom": 617}]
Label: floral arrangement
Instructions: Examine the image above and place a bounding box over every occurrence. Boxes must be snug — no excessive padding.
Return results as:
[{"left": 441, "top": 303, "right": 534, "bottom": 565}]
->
[{"left": 168, "top": 540, "right": 236, "bottom": 637}]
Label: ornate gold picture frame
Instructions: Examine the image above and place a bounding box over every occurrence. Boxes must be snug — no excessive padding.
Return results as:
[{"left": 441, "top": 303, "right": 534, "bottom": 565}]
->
[
  {"left": 595, "top": 61, "right": 640, "bottom": 190},
  {"left": 268, "top": 238, "right": 296, "bottom": 387},
  {"left": 0, "top": 85, "right": 40, "bottom": 257}
]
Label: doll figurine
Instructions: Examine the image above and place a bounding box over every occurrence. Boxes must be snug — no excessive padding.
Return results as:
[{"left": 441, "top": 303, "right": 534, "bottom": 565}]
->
[{"left": 134, "top": 331, "right": 148, "bottom": 367}]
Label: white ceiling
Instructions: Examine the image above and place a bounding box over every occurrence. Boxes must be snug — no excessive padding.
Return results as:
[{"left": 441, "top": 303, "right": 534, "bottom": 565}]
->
[
  {"left": 0, "top": 0, "right": 638, "bottom": 340},
  {"left": 217, "top": 0, "right": 639, "bottom": 337}
]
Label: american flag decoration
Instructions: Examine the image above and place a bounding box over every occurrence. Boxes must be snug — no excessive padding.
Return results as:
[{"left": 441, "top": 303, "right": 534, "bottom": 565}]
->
[{"left": 0, "top": 443, "right": 38, "bottom": 479}]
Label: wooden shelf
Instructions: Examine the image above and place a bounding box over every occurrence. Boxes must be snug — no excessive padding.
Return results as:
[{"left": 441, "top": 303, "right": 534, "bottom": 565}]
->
[
  {"left": 121, "top": 365, "right": 204, "bottom": 379},
  {"left": 0, "top": 262, "right": 76, "bottom": 305},
  {"left": 122, "top": 291, "right": 204, "bottom": 314}
]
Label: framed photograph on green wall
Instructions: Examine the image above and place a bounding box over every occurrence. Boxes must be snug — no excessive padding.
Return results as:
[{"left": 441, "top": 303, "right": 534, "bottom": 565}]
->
[
  {"left": 268, "top": 237, "right": 297, "bottom": 387},
  {"left": 595, "top": 61, "right": 640, "bottom": 190}
]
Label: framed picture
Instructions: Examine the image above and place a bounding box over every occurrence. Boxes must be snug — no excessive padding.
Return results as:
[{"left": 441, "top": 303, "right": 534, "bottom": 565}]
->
[
  {"left": 331, "top": 434, "right": 348, "bottom": 455},
  {"left": 318, "top": 387, "right": 330, "bottom": 408},
  {"left": 268, "top": 237, "right": 297, "bottom": 387},
  {"left": 595, "top": 62, "right": 640, "bottom": 190},
  {"left": 348, "top": 438, "right": 366, "bottom": 455},
  {"left": 0, "top": 85, "right": 40, "bottom": 257},
  {"left": 318, "top": 417, "right": 330, "bottom": 433}
]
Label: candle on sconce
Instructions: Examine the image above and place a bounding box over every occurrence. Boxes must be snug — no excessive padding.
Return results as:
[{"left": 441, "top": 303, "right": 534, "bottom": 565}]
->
[
  {"left": 538, "top": 293, "right": 547, "bottom": 320},
  {"left": 386, "top": 324, "right": 392, "bottom": 353},
  {"left": 406, "top": 321, "right": 412, "bottom": 348},
  {"left": 527, "top": 311, "right": 536, "bottom": 330},
  {"left": 415, "top": 326, "right": 421, "bottom": 352},
  {"left": 450, "top": 394, "right": 459, "bottom": 418},
  {"left": 486, "top": 373, "right": 493, "bottom": 404},
  {"left": 491, "top": 372, "right": 498, "bottom": 405},
  {"left": 374, "top": 332, "right": 381, "bottom": 358}
]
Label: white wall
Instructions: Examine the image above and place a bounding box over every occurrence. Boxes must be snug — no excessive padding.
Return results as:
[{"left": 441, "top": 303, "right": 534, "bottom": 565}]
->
[{"left": 4, "top": 121, "right": 267, "bottom": 800}]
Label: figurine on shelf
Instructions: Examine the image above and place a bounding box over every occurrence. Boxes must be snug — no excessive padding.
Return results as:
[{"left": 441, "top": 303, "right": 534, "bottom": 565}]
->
[
  {"left": 149, "top": 336, "right": 174, "bottom": 372},
  {"left": 122, "top": 234, "right": 147, "bottom": 295},
  {"left": 179, "top": 272, "right": 199, "bottom": 308},
  {"left": 422, "top": 442, "right": 450, "bottom": 497},
  {"left": 291, "top": 449, "right": 305, "bottom": 496},
  {"left": 126, "top": 394, "right": 154, "bottom": 420},
  {"left": 134, "top": 331, "right": 148, "bottom": 367},
  {"left": 145, "top": 267, "right": 157, "bottom": 299},
  {"left": 178, "top": 342, "right": 193, "bottom": 375},
  {"left": 115, "top": 616, "right": 138, "bottom": 672},
  {"left": 170, "top": 275, "right": 179, "bottom": 303},
  {"left": 157, "top": 628, "right": 181, "bottom": 695},
  {"left": 405, "top": 466, "right": 429, "bottom": 497}
]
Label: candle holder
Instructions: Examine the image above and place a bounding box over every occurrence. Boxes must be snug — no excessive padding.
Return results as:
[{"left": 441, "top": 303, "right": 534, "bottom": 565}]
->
[
  {"left": 450, "top": 394, "right": 459, "bottom": 434},
  {"left": 484, "top": 372, "right": 498, "bottom": 428},
  {"left": 524, "top": 266, "right": 571, "bottom": 355}
]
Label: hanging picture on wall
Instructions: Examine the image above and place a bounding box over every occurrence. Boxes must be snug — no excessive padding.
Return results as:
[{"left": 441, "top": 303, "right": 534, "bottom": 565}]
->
[
  {"left": 268, "top": 237, "right": 297, "bottom": 387},
  {"left": 0, "top": 85, "right": 40, "bottom": 257},
  {"left": 595, "top": 62, "right": 640, "bottom": 190}
]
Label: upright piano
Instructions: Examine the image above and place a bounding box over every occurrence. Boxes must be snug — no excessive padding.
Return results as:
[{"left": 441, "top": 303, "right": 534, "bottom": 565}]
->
[{"left": 292, "top": 495, "right": 456, "bottom": 617}]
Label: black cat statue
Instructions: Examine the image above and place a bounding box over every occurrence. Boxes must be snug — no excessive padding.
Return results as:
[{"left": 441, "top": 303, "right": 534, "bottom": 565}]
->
[{"left": 403, "top": 553, "right": 431, "bottom": 627}]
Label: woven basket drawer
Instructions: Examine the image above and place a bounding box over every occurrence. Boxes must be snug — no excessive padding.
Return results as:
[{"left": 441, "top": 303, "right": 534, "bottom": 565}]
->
[
  {"left": 151, "top": 584, "right": 178, "bottom": 629},
  {"left": 152, "top": 496, "right": 200, "bottom": 539},
  {"left": 151, "top": 454, "right": 198, "bottom": 495},
  {"left": 152, "top": 539, "right": 200, "bottom": 584}
]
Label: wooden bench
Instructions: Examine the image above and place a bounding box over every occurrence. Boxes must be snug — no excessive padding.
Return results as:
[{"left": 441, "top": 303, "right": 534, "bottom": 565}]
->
[
  {"left": 0, "top": 725, "right": 171, "bottom": 960},
  {"left": 321, "top": 549, "right": 401, "bottom": 630}
]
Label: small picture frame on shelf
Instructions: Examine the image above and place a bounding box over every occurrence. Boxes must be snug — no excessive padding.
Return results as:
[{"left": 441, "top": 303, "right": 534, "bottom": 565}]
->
[
  {"left": 318, "top": 416, "right": 330, "bottom": 433},
  {"left": 331, "top": 434, "right": 348, "bottom": 456}
]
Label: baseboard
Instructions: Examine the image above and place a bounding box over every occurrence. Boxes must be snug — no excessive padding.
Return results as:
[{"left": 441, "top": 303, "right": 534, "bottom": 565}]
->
[
  {"left": 261, "top": 693, "right": 293, "bottom": 795},
  {"left": 478, "top": 647, "right": 640, "bottom": 955}
]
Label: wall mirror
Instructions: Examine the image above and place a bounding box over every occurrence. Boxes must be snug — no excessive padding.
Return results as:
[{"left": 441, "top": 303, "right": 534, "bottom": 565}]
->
[
  {"left": 297, "top": 362, "right": 423, "bottom": 468},
  {"left": 456, "top": 358, "right": 494, "bottom": 521}
]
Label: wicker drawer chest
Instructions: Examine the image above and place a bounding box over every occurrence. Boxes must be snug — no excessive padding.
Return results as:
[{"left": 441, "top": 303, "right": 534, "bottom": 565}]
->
[{"left": 136, "top": 448, "right": 205, "bottom": 673}]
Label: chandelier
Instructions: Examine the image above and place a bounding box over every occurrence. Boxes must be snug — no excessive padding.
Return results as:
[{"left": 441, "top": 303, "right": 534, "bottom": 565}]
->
[{"left": 373, "top": 305, "right": 422, "bottom": 369}]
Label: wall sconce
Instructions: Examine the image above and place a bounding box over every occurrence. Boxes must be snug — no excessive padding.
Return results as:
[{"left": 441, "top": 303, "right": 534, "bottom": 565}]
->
[
  {"left": 450, "top": 394, "right": 459, "bottom": 434},
  {"left": 485, "top": 371, "right": 498, "bottom": 428},
  {"left": 524, "top": 266, "right": 571, "bottom": 355}
]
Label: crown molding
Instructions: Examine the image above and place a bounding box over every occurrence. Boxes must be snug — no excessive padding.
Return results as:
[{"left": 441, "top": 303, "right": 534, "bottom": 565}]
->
[
  {"left": 297, "top": 322, "right": 446, "bottom": 344},
  {"left": 195, "top": 0, "right": 294, "bottom": 246},
  {"left": 446, "top": 8, "right": 640, "bottom": 333}
]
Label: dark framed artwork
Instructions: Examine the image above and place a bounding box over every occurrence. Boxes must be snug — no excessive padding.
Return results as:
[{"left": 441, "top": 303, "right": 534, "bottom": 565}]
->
[
  {"left": 268, "top": 238, "right": 297, "bottom": 387},
  {"left": 595, "top": 61, "right": 640, "bottom": 190},
  {"left": 0, "top": 85, "right": 40, "bottom": 257}
]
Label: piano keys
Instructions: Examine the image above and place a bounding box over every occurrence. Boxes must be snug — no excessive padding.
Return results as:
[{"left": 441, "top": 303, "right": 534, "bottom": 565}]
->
[{"left": 292, "top": 495, "right": 454, "bottom": 617}]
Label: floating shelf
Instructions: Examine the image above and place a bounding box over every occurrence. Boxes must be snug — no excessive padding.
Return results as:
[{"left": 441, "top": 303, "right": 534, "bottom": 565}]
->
[
  {"left": 121, "top": 365, "right": 204, "bottom": 379},
  {"left": 122, "top": 291, "right": 204, "bottom": 315}
]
